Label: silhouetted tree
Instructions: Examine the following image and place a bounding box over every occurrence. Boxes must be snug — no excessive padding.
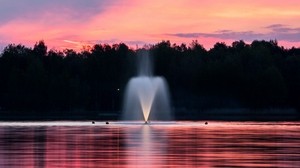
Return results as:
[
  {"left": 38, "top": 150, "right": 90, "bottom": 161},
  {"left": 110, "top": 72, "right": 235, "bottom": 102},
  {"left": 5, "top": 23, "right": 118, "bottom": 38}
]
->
[{"left": 0, "top": 40, "right": 300, "bottom": 120}]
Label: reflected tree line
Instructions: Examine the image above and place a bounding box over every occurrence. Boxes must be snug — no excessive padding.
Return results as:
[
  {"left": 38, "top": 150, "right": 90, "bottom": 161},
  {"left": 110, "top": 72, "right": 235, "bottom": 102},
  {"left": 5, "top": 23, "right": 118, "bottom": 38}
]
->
[{"left": 0, "top": 40, "right": 300, "bottom": 118}]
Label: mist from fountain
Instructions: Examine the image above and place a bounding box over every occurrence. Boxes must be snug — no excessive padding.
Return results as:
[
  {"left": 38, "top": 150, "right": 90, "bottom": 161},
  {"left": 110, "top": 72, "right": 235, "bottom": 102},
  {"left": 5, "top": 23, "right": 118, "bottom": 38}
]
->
[{"left": 122, "top": 51, "right": 172, "bottom": 122}]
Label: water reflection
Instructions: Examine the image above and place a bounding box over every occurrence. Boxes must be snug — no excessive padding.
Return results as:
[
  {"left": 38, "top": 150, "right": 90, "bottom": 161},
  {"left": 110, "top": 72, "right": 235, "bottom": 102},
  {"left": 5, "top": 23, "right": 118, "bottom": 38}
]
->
[
  {"left": 124, "top": 125, "right": 167, "bottom": 167},
  {"left": 0, "top": 122, "right": 299, "bottom": 167}
]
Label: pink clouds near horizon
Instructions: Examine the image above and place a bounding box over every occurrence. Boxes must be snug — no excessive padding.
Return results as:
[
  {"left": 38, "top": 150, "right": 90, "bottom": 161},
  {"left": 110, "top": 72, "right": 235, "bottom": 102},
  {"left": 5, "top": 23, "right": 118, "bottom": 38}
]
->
[{"left": 0, "top": 0, "right": 300, "bottom": 51}]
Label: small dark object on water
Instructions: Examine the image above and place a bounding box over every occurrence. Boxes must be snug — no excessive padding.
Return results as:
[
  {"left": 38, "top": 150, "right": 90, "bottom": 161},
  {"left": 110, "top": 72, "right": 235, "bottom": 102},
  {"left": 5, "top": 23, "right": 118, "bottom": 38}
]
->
[
  {"left": 92, "top": 121, "right": 95, "bottom": 124},
  {"left": 205, "top": 122, "right": 208, "bottom": 125},
  {"left": 106, "top": 121, "right": 109, "bottom": 125}
]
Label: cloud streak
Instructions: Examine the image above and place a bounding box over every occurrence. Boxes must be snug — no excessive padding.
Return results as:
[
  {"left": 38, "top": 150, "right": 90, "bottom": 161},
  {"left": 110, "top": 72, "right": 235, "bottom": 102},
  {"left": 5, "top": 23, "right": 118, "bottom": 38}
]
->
[{"left": 168, "top": 24, "right": 300, "bottom": 43}]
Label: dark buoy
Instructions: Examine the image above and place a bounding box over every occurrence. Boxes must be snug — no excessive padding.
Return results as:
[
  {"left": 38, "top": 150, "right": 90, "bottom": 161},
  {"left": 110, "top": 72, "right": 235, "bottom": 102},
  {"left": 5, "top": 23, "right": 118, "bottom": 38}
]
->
[
  {"left": 205, "top": 122, "right": 208, "bottom": 125},
  {"left": 92, "top": 121, "right": 95, "bottom": 124},
  {"left": 106, "top": 121, "right": 109, "bottom": 125}
]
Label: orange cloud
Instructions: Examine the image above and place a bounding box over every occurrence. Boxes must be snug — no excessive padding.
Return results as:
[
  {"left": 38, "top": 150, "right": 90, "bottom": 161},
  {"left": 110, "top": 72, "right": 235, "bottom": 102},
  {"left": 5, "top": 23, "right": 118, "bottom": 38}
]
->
[{"left": 0, "top": 0, "right": 299, "bottom": 50}]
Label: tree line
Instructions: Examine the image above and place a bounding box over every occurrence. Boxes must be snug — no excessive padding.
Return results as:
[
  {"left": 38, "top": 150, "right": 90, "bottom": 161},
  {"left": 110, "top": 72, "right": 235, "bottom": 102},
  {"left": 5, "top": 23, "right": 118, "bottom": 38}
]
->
[{"left": 0, "top": 40, "right": 300, "bottom": 117}]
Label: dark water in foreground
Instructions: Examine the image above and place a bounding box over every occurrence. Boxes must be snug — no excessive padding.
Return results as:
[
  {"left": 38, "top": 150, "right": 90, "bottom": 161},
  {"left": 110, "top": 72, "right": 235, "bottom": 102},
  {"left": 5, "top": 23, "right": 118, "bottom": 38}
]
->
[{"left": 0, "top": 121, "right": 299, "bottom": 167}]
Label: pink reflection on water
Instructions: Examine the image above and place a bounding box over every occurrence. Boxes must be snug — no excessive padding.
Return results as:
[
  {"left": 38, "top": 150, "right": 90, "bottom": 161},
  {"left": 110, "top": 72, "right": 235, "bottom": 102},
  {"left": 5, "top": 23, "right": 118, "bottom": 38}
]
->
[
  {"left": 0, "top": 122, "right": 299, "bottom": 167},
  {"left": 124, "top": 125, "right": 168, "bottom": 167}
]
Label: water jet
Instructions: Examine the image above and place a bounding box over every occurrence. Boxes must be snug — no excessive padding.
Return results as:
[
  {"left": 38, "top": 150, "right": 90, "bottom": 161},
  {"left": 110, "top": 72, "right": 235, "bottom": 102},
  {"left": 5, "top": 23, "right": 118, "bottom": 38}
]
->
[{"left": 122, "top": 51, "right": 172, "bottom": 122}]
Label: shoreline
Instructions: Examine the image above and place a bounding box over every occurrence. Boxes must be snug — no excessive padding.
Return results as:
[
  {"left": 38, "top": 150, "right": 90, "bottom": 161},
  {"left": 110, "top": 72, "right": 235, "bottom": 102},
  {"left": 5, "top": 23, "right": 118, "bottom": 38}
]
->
[{"left": 0, "top": 108, "right": 299, "bottom": 121}]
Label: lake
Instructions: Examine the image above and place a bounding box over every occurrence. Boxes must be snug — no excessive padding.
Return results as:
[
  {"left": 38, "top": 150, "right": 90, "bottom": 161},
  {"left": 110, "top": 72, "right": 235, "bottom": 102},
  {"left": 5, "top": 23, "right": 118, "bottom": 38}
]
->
[{"left": 0, "top": 121, "right": 299, "bottom": 167}]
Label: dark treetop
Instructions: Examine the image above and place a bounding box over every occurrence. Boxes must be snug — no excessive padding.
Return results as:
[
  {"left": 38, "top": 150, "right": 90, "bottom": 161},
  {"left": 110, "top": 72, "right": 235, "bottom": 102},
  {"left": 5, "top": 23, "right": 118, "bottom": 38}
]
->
[{"left": 0, "top": 40, "right": 300, "bottom": 120}]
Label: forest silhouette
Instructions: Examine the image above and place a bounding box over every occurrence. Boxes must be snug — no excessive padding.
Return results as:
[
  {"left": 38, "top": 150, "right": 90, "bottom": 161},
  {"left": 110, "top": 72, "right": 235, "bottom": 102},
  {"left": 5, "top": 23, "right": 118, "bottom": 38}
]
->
[{"left": 0, "top": 40, "right": 300, "bottom": 120}]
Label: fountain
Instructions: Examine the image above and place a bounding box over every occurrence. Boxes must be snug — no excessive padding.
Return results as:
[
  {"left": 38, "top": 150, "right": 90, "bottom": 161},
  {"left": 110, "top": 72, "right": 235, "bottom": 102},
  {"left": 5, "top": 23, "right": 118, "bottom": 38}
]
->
[{"left": 122, "top": 50, "right": 172, "bottom": 122}]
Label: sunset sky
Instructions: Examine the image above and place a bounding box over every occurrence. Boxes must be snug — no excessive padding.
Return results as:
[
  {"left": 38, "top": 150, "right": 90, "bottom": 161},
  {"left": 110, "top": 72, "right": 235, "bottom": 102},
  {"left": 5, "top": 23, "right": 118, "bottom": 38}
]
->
[{"left": 0, "top": 0, "right": 300, "bottom": 51}]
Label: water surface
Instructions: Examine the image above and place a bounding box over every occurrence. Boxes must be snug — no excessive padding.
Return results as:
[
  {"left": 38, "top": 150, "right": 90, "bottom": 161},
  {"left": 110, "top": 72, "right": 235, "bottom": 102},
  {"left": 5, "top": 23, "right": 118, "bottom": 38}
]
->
[{"left": 0, "top": 121, "right": 299, "bottom": 167}]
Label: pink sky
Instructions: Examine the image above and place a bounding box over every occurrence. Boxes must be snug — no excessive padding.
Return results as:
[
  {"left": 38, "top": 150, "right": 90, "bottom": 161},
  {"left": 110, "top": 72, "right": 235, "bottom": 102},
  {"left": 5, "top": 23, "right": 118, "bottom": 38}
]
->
[{"left": 0, "top": 0, "right": 300, "bottom": 51}]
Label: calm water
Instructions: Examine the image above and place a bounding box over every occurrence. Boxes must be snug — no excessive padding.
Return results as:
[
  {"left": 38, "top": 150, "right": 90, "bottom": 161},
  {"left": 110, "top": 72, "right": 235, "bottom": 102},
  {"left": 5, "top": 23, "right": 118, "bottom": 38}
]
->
[{"left": 0, "top": 121, "right": 299, "bottom": 167}]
